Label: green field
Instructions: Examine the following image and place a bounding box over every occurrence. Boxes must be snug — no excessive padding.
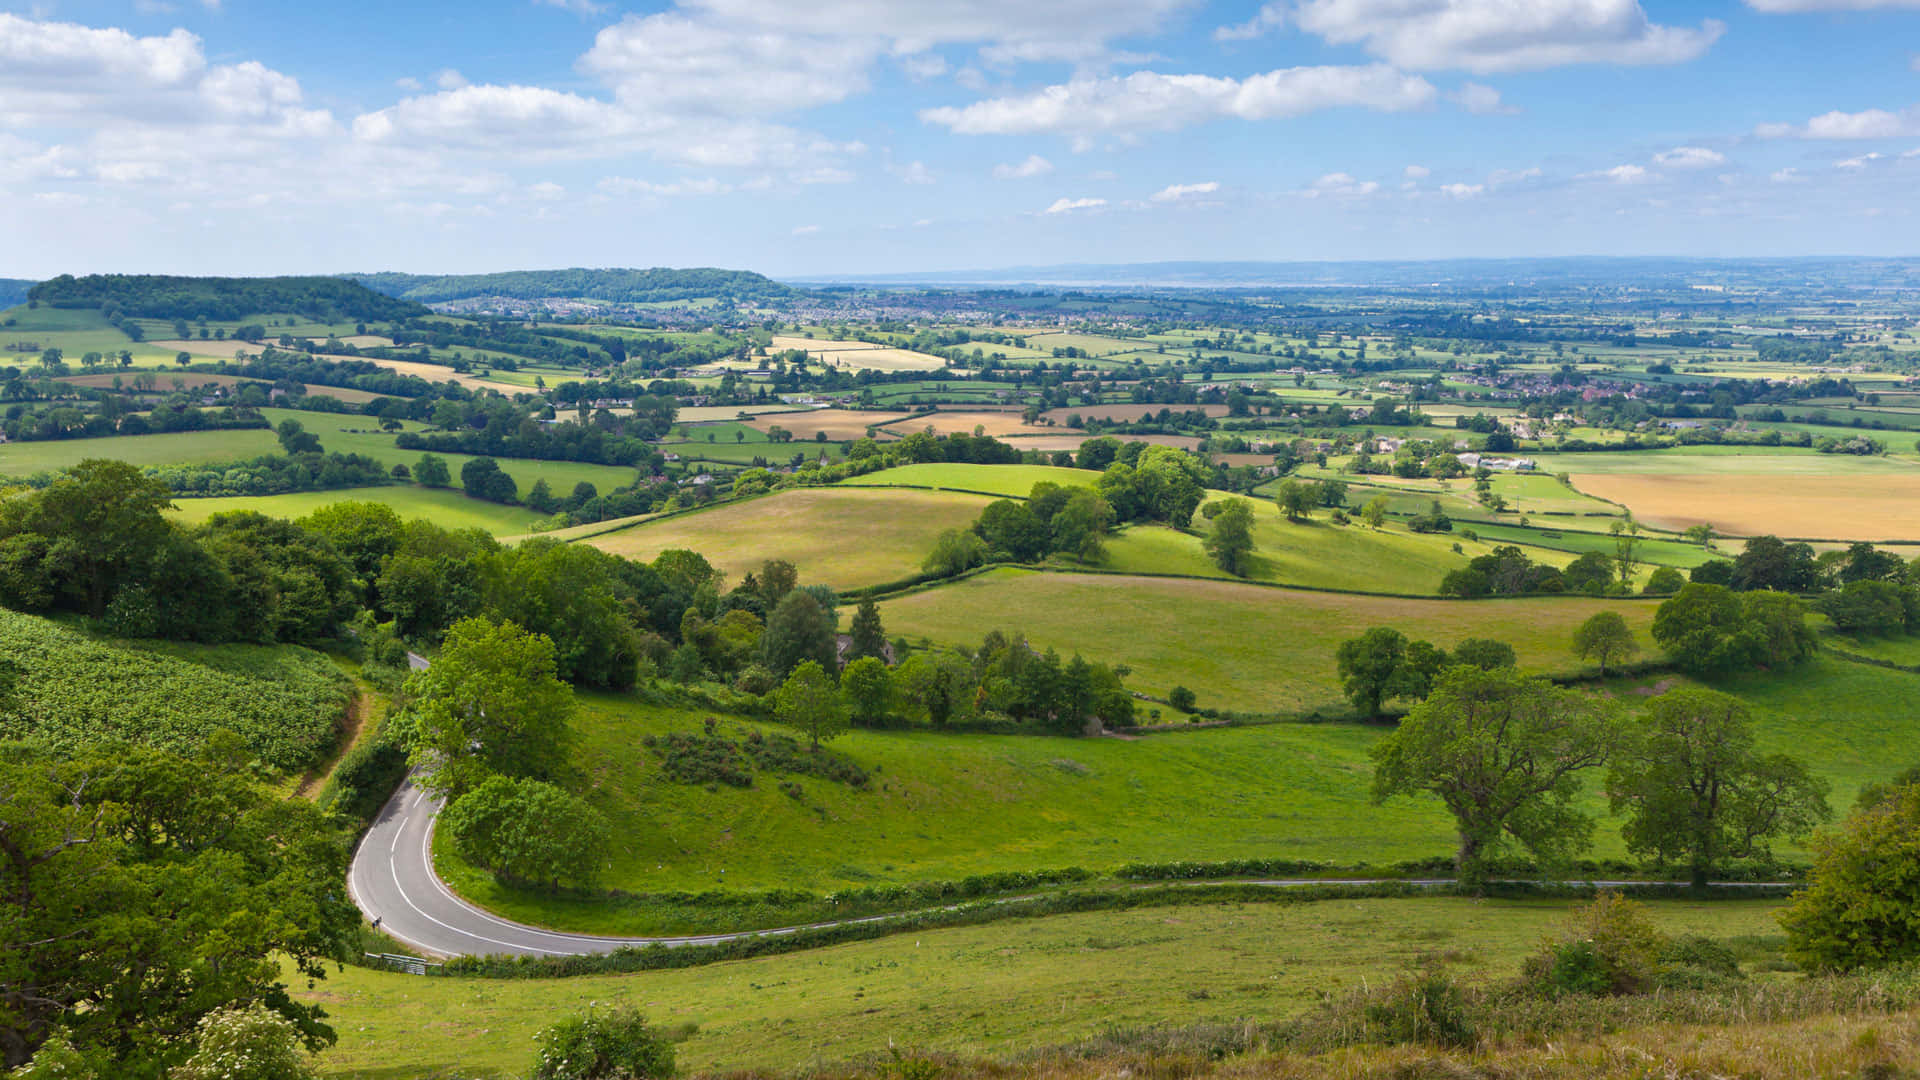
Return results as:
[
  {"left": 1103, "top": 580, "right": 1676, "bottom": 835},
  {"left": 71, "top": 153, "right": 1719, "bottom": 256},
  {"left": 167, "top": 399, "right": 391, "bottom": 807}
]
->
[
  {"left": 168, "top": 486, "right": 548, "bottom": 535},
  {"left": 880, "top": 569, "right": 1659, "bottom": 713},
  {"left": 0, "top": 427, "right": 279, "bottom": 475},
  {"left": 841, "top": 462, "right": 1096, "bottom": 496},
  {"left": 584, "top": 487, "right": 995, "bottom": 589},
  {"left": 255, "top": 409, "right": 643, "bottom": 495},
  {"left": 301, "top": 896, "right": 1789, "bottom": 1079}
]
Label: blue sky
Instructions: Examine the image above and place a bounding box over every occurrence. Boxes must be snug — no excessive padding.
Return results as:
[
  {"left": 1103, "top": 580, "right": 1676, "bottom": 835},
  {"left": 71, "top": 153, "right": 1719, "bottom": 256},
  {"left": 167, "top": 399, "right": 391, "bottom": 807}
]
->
[{"left": 2, "top": 0, "right": 1918, "bottom": 277}]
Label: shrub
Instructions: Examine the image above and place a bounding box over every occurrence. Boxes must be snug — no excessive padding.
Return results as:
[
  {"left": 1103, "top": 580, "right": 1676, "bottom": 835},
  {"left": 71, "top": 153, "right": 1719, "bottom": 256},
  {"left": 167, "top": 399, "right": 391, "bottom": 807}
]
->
[
  {"left": 169, "top": 1003, "right": 317, "bottom": 1080},
  {"left": 1360, "top": 963, "right": 1477, "bottom": 1048},
  {"left": 1522, "top": 893, "right": 1667, "bottom": 996},
  {"left": 532, "top": 1006, "right": 675, "bottom": 1080},
  {"left": 1782, "top": 784, "right": 1920, "bottom": 971}
]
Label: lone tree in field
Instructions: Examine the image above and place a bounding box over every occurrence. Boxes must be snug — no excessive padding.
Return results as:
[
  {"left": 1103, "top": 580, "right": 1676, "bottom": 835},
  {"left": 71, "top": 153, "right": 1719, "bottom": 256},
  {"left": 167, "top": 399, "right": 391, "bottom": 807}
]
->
[
  {"left": 775, "top": 660, "right": 849, "bottom": 748},
  {"left": 1360, "top": 495, "right": 1389, "bottom": 529},
  {"left": 1572, "top": 611, "right": 1638, "bottom": 676},
  {"left": 1371, "top": 665, "right": 1624, "bottom": 889},
  {"left": 847, "top": 597, "right": 888, "bottom": 662},
  {"left": 1607, "top": 688, "right": 1828, "bottom": 892},
  {"left": 1274, "top": 480, "right": 1316, "bottom": 522},
  {"left": 1203, "top": 498, "right": 1257, "bottom": 576}
]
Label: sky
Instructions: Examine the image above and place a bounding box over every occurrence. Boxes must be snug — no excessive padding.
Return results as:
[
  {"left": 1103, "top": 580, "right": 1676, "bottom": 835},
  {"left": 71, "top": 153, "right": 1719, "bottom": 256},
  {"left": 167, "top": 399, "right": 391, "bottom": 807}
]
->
[{"left": 1, "top": 0, "right": 1919, "bottom": 278}]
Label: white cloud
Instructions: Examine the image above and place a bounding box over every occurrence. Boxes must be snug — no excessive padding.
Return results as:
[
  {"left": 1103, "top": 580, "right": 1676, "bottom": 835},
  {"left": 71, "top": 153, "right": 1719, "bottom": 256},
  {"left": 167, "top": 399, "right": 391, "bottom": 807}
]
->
[
  {"left": 395, "top": 75, "right": 423, "bottom": 91},
  {"left": 889, "top": 159, "right": 936, "bottom": 184},
  {"left": 993, "top": 153, "right": 1054, "bottom": 178},
  {"left": 1301, "top": 171, "right": 1379, "bottom": 197},
  {"left": 435, "top": 68, "right": 469, "bottom": 90},
  {"left": 580, "top": 13, "right": 882, "bottom": 116},
  {"left": 1289, "top": 0, "right": 1723, "bottom": 73},
  {"left": 922, "top": 64, "right": 1436, "bottom": 137},
  {"left": 526, "top": 180, "right": 567, "bottom": 200},
  {"left": 1403, "top": 164, "right": 1430, "bottom": 179},
  {"left": 1757, "top": 104, "right": 1920, "bottom": 139},
  {"left": 791, "top": 223, "right": 821, "bottom": 234},
  {"left": 899, "top": 52, "right": 948, "bottom": 79},
  {"left": 1150, "top": 180, "right": 1219, "bottom": 201},
  {"left": 1044, "top": 196, "right": 1107, "bottom": 213},
  {"left": 1770, "top": 167, "right": 1803, "bottom": 182},
  {"left": 1439, "top": 182, "right": 1483, "bottom": 198},
  {"left": 1836, "top": 151, "right": 1885, "bottom": 168},
  {"left": 1215, "top": 2, "right": 1285, "bottom": 41},
  {"left": 1653, "top": 145, "right": 1725, "bottom": 168},
  {"left": 598, "top": 175, "right": 733, "bottom": 196},
  {"left": 1452, "top": 81, "right": 1515, "bottom": 114},
  {"left": 1585, "top": 163, "right": 1650, "bottom": 183}
]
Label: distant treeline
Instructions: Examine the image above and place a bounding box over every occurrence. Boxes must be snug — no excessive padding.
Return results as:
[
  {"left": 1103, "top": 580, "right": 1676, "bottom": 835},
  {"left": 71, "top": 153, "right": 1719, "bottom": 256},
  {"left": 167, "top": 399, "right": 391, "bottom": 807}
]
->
[
  {"left": 28, "top": 274, "right": 425, "bottom": 322},
  {"left": 349, "top": 267, "right": 795, "bottom": 305}
]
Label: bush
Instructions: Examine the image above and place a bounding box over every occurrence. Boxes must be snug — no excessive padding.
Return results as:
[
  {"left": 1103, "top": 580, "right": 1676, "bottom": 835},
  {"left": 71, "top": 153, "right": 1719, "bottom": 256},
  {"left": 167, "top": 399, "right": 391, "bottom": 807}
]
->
[
  {"left": 1522, "top": 893, "right": 1667, "bottom": 996},
  {"left": 169, "top": 1003, "right": 317, "bottom": 1080},
  {"left": 532, "top": 1006, "right": 675, "bottom": 1080},
  {"left": 1782, "top": 784, "right": 1920, "bottom": 971},
  {"left": 1359, "top": 963, "right": 1477, "bottom": 1048},
  {"left": 318, "top": 733, "right": 409, "bottom": 825}
]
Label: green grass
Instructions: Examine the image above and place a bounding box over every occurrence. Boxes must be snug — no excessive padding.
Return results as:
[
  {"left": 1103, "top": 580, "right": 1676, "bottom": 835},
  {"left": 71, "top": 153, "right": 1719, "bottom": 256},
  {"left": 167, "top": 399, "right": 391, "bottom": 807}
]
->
[
  {"left": 300, "top": 896, "right": 1790, "bottom": 1079},
  {"left": 1823, "top": 633, "right": 1920, "bottom": 667},
  {"left": 841, "top": 463, "right": 1096, "bottom": 496},
  {"left": 880, "top": 569, "right": 1659, "bottom": 714},
  {"left": 584, "top": 488, "right": 995, "bottom": 590},
  {"left": 168, "top": 486, "right": 548, "bottom": 535},
  {"left": 0, "top": 428, "right": 279, "bottom": 476}
]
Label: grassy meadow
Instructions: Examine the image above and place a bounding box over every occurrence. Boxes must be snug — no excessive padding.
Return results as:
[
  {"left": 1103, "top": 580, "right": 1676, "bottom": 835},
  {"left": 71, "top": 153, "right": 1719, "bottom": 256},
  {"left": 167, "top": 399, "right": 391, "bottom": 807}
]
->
[
  {"left": 168, "top": 486, "right": 549, "bottom": 534},
  {"left": 879, "top": 569, "right": 1660, "bottom": 713},
  {"left": 584, "top": 488, "right": 995, "bottom": 589},
  {"left": 842, "top": 463, "right": 1096, "bottom": 496},
  {"left": 300, "top": 896, "right": 1791, "bottom": 1079}
]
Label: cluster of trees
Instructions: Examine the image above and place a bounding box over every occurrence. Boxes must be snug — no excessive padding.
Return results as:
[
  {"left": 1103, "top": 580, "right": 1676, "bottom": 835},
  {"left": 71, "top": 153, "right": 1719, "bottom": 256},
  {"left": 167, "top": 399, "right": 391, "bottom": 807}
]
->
[
  {"left": 1688, "top": 536, "right": 1920, "bottom": 637},
  {"left": 396, "top": 395, "right": 677, "bottom": 463},
  {"left": 1441, "top": 544, "right": 1682, "bottom": 599},
  {"left": 872, "top": 630, "right": 1136, "bottom": 734},
  {"left": 1372, "top": 665, "right": 1830, "bottom": 890},
  {"left": 1650, "top": 583, "right": 1818, "bottom": 675},
  {"left": 1335, "top": 627, "right": 1520, "bottom": 716},
  {"left": 0, "top": 461, "right": 360, "bottom": 643},
  {"left": 0, "top": 737, "right": 360, "bottom": 1074},
  {"left": 29, "top": 273, "right": 423, "bottom": 322},
  {"left": 926, "top": 481, "right": 1116, "bottom": 575}
]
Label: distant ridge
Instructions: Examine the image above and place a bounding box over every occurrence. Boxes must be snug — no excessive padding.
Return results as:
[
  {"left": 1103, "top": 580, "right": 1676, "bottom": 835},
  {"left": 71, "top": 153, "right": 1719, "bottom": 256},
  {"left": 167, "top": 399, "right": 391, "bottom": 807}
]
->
[
  {"left": 348, "top": 267, "right": 794, "bottom": 305},
  {"left": 28, "top": 273, "right": 424, "bottom": 322},
  {"left": 791, "top": 256, "right": 1920, "bottom": 291}
]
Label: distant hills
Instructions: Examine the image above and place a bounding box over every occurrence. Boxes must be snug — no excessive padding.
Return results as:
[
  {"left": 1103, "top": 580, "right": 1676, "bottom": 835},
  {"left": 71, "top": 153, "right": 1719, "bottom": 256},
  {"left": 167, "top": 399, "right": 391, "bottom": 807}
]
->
[
  {"left": 0, "top": 279, "right": 33, "bottom": 309},
  {"left": 794, "top": 256, "right": 1920, "bottom": 291},
  {"left": 28, "top": 274, "right": 424, "bottom": 322},
  {"left": 347, "top": 267, "right": 794, "bottom": 305}
]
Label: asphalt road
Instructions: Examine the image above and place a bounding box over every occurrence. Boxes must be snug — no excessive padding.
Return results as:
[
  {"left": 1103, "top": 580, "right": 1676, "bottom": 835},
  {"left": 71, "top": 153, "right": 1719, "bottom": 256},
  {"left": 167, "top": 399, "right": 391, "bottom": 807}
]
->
[{"left": 346, "top": 655, "right": 1788, "bottom": 959}]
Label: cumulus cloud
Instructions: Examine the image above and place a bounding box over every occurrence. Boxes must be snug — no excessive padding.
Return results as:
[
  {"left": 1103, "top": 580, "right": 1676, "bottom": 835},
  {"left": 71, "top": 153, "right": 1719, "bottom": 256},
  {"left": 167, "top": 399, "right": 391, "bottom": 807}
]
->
[
  {"left": 1760, "top": 105, "right": 1920, "bottom": 139},
  {"left": 1585, "top": 163, "right": 1650, "bottom": 183},
  {"left": 1836, "top": 151, "right": 1885, "bottom": 168},
  {"left": 1044, "top": 196, "right": 1107, "bottom": 213},
  {"left": 1215, "top": 2, "right": 1286, "bottom": 41},
  {"left": 1300, "top": 171, "right": 1379, "bottom": 197},
  {"left": 993, "top": 153, "right": 1054, "bottom": 178},
  {"left": 1488, "top": 166, "right": 1543, "bottom": 185},
  {"left": 1439, "top": 182, "right": 1483, "bottom": 197},
  {"left": 1653, "top": 145, "right": 1724, "bottom": 168},
  {"left": 435, "top": 68, "right": 469, "bottom": 90},
  {"left": 580, "top": 13, "right": 882, "bottom": 115},
  {"left": 1150, "top": 180, "right": 1219, "bottom": 201},
  {"left": 922, "top": 64, "right": 1436, "bottom": 137},
  {"left": 1289, "top": 0, "right": 1723, "bottom": 73},
  {"left": 1770, "top": 167, "right": 1803, "bottom": 182},
  {"left": 1452, "top": 81, "right": 1515, "bottom": 114},
  {"left": 1404, "top": 164, "right": 1430, "bottom": 179}
]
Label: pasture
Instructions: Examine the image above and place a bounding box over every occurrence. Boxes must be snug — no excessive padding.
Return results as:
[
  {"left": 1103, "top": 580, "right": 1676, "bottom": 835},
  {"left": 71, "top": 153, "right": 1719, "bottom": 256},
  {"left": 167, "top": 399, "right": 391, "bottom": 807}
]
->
[
  {"left": 879, "top": 569, "right": 1660, "bottom": 713},
  {"left": 840, "top": 462, "right": 1096, "bottom": 496},
  {"left": 0, "top": 427, "right": 277, "bottom": 475},
  {"left": 583, "top": 487, "right": 994, "bottom": 589},
  {"left": 168, "top": 486, "right": 547, "bottom": 535},
  {"left": 302, "top": 896, "right": 1787, "bottom": 1078},
  {"left": 874, "top": 409, "right": 1050, "bottom": 438}
]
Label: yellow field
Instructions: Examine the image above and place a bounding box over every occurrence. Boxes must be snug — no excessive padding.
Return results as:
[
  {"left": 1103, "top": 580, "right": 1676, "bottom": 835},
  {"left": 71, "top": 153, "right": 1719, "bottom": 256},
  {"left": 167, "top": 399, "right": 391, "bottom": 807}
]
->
[
  {"left": 746, "top": 409, "right": 908, "bottom": 440},
  {"left": 771, "top": 335, "right": 948, "bottom": 372},
  {"left": 583, "top": 487, "right": 994, "bottom": 589},
  {"left": 1003, "top": 433, "right": 1206, "bottom": 452},
  {"left": 1573, "top": 472, "right": 1920, "bottom": 540}
]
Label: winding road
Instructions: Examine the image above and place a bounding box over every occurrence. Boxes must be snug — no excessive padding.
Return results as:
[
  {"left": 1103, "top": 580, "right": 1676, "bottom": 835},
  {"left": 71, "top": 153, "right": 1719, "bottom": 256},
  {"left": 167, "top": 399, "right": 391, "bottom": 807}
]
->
[{"left": 346, "top": 657, "right": 1790, "bottom": 959}]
